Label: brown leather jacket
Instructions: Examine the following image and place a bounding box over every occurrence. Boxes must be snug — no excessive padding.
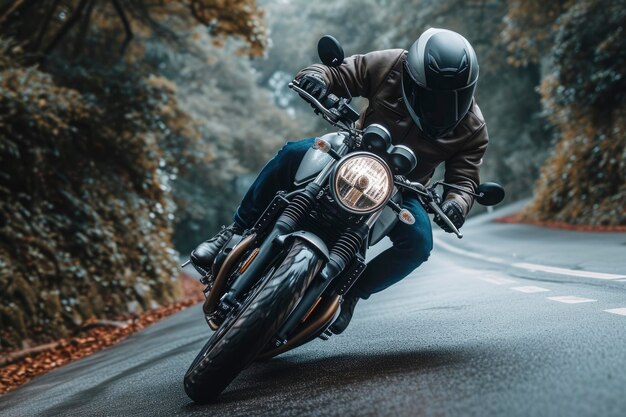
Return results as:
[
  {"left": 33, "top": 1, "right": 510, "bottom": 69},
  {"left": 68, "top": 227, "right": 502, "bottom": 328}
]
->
[{"left": 296, "top": 49, "right": 489, "bottom": 215}]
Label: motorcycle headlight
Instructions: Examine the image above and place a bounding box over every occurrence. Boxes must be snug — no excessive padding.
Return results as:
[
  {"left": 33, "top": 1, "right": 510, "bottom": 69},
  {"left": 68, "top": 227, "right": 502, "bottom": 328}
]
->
[{"left": 331, "top": 153, "right": 393, "bottom": 214}]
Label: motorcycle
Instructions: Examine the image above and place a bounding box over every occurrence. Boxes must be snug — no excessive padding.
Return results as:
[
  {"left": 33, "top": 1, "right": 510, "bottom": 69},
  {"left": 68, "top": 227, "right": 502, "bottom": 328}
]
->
[{"left": 182, "top": 36, "right": 505, "bottom": 403}]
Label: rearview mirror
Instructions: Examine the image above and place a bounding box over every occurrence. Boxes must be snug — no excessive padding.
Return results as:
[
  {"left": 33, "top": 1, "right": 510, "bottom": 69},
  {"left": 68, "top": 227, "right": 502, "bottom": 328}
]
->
[
  {"left": 362, "top": 124, "right": 391, "bottom": 153},
  {"left": 318, "top": 35, "right": 344, "bottom": 67},
  {"left": 476, "top": 182, "right": 505, "bottom": 206},
  {"left": 388, "top": 145, "right": 418, "bottom": 176}
]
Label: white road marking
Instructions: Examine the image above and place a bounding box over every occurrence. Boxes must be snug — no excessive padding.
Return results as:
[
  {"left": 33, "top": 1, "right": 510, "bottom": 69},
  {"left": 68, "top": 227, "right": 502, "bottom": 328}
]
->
[
  {"left": 547, "top": 296, "right": 597, "bottom": 304},
  {"left": 480, "top": 274, "right": 517, "bottom": 285},
  {"left": 604, "top": 308, "right": 626, "bottom": 316},
  {"left": 434, "top": 238, "right": 508, "bottom": 264},
  {"left": 512, "top": 262, "right": 626, "bottom": 280},
  {"left": 434, "top": 237, "right": 626, "bottom": 281},
  {"left": 511, "top": 286, "right": 550, "bottom": 293}
]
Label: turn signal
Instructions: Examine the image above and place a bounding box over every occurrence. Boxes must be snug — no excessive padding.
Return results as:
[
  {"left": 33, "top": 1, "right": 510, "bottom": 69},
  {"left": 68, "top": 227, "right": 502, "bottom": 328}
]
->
[
  {"left": 398, "top": 209, "right": 415, "bottom": 225},
  {"left": 313, "top": 138, "right": 332, "bottom": 153}
]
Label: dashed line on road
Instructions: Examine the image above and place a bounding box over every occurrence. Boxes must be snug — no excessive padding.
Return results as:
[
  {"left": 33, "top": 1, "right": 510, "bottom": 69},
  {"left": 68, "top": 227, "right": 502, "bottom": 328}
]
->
[
  {"left": 547, "top": 296, "right": 597, "bottom": 304},
  {"left": 604, "top": 308, "right": 626, "bottom": 316},
  {"left": 434, "top": 237, "right": 626, "bottom": 281},
  {"left": 511, "top": 286, "right": 551, "bottom": 293}
]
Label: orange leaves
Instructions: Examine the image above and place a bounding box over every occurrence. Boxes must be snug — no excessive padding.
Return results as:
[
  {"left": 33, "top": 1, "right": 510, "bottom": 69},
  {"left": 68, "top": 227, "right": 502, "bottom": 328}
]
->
[
  {"left": 0, "top": 0, "right": 277, "bottom": 357},
  {"left": 190, "top": 0, "right": 267, "bottom": 56},
  {"left": 0, "top": 0, "right": 267, "bottom": 61},
  {"left": 0, "top": 65, "right": 87, "bottom": 139},
  {"left": 502, "top": 0, "right": 575, "bottom": 67},
  {"left": 507, "top": 0, "right": 626, "bottom": 226},
  {"left": 146, "top": 75, "right": 178, "bottom": 94},
  {"left": 522, "top": 106, "right": 626, "bottom": 225},
  {"left": 0, "top": 45, "right": 186, "bottom": 350},
  {"left": 0, "top": 272, "right": 203, "bottom": 394}
]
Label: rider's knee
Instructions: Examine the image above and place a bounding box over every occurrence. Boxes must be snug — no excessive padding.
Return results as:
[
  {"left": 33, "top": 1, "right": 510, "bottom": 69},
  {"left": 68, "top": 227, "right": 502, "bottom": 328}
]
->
[
  {"left": 275, "top": 142, "right": 294, "bottom": 162},
  {"left": 273, "top": 139, "right": 314, "bottom": 175},
  {"left": 413, "top": 236, "right": 432, "bottom": 265},
  {"left": 278, "top": 141, "right": 297, "bottom": 154},
  {"left": 278, "top": 140, "right": 311, "bottom": 159},
  {"left": 397, "top": 226, "right": 433, "bottom": 266}
]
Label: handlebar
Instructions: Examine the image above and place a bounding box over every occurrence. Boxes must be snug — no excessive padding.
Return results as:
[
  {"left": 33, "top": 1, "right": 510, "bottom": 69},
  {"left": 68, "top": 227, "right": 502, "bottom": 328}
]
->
[
  {"left": 395, "top": 179, "right": 463, "bottom": 239},
  {"left": 291, "top": 79, "right": 462, "bottom": 239},
  {"left": 289, "top": 81, "right": 359, "bottom": 131}
]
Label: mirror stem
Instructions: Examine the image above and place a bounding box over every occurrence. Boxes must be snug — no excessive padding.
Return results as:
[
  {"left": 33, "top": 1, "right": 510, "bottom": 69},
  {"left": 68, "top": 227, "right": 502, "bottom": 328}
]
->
[
  {"left": 337, "top": 75, "right": 353, "bottom": 103},
  {"left": 435, "top": 181, "right": 481, "bottom": 198}
]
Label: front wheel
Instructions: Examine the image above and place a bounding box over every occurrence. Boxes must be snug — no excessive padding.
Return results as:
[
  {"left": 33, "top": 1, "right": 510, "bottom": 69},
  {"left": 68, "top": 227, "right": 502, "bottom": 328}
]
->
[{"left": 184, "top": 239, "right": 322, "bottom": 403}]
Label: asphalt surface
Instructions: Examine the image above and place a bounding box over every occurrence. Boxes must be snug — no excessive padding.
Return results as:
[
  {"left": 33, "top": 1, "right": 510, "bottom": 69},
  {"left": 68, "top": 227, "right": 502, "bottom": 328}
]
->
[{"left": 2, "top": 202, "right": 626, "bottom": 417}]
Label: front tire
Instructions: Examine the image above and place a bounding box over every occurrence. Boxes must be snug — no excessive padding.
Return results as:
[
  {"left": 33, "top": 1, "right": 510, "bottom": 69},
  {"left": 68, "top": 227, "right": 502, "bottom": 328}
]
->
[{"left": 184, "top": 239, "right": 322, "bottom": 403}]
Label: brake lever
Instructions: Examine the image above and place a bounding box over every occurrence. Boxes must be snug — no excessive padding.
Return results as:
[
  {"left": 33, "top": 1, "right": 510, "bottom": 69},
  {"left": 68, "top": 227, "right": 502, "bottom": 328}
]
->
[
  {"left": 393, "top": 178, "right": 429, "bottom": 197},
  {"left": 428, "top": 201, "right": 463, "bottom": 239},
  {"left": 289, "top": 80, "right": 361, "bottom": 138},
  {"left": 393, "top": 178, "right": 463, "bottom": 238}
]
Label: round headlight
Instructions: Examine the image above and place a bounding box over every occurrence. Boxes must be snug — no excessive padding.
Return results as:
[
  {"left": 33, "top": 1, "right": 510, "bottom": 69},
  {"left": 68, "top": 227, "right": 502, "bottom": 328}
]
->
[{"left": 331, "top": 153, "right": 393, "bottom": 214}]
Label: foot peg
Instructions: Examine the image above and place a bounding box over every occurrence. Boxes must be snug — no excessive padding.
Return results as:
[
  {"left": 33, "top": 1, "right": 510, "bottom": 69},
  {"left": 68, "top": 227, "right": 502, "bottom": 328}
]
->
[{"left": 318, "top": 329, "right": 333, "bottom": 341}]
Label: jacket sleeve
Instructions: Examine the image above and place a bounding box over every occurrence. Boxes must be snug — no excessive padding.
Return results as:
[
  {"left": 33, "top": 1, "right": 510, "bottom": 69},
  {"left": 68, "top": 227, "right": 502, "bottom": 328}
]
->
[
  {"left": 443, "top": 124, "right": 489, "bottom": 216},
  {"left": 295, "top": 49, "right": 403, "bottom": 99}
]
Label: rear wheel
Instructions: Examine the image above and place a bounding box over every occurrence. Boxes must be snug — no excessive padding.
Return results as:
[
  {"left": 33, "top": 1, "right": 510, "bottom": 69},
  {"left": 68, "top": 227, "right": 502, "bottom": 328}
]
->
[{"left": 183, "top": 239, "right": 322, "bottom": 403}]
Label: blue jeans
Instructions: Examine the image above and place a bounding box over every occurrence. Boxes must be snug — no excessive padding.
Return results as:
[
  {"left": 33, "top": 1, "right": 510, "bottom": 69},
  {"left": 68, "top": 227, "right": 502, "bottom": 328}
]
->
[{"left": 233, "top": 138, "right": 433, "bottom": 298}]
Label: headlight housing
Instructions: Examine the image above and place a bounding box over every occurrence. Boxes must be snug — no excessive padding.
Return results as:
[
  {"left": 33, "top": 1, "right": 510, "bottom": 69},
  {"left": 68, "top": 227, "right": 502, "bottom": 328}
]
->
[{"left": 331, "top": 153, "right": 393, "bottom": 214}]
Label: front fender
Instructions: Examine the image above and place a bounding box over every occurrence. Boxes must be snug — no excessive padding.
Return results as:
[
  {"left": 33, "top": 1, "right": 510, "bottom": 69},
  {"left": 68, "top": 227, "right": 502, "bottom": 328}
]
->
[{"left": 275, "top": 231, "right": 330, "bottom": 262}]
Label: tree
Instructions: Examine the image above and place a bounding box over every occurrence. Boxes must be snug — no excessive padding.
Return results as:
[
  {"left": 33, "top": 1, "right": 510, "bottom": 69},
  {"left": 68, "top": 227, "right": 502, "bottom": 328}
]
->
[
  {"left": 0, "top": 0, "right": 266, "bottom": 58},
  {"left": 0, "top": 0, "right": 280, "bottom": 349},
  {"left": 505, "top": 0, "right": 626, "bottom": 225}
]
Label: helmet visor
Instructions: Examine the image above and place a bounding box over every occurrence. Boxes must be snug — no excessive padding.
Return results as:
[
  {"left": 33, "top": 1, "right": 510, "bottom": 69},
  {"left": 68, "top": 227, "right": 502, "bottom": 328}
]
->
[{"left": 402, "top": 63, "right": 476, "bottom": 137}]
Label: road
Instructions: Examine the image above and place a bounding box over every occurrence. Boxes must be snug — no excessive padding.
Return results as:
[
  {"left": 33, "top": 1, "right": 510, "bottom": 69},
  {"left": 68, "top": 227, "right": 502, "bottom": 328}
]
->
[{"left": 2, "top": 202, "right": 625, "bottom": 417}]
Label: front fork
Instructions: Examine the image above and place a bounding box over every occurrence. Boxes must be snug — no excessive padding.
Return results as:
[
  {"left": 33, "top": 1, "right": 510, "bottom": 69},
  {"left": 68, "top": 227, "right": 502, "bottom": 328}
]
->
[
  {"left": 219, "top": 140, "right": 376, "bottom": 342},
  {"left": 220, "top": 142, "right": 349, "bottom": 306},
  {"left": 219, "top": 181, "right": 323, "bottom": 308},
  {"left": 273, "top": 206, "right": 382, "bottom": 343}
]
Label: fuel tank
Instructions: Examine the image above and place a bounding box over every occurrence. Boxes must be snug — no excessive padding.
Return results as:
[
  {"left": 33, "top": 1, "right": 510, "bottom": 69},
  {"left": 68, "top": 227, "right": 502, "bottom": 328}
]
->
[{"left": 294, "top": 132, "right": 347, "bottom": 186}]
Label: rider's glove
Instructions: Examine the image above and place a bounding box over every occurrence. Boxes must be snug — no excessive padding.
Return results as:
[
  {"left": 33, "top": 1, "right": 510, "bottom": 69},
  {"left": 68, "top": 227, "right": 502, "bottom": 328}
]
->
[
  {"left": 298, "top": 74, "right": 328, "bottom": 101},
  {"left": 434, "top": 199, "right": 465, "bottom": 233}
]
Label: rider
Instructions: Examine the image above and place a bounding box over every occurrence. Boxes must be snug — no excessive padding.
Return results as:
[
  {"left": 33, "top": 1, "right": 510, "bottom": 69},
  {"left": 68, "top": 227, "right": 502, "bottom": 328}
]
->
[{"left": 191, "top": 28, "right": 489, "bottom": 334}]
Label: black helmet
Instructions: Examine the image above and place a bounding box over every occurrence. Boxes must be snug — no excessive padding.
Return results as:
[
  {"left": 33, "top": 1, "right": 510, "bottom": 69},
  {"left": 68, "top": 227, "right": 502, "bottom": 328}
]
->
[{"left": 402, "top": 28, "right": 479, "bottom": 139}]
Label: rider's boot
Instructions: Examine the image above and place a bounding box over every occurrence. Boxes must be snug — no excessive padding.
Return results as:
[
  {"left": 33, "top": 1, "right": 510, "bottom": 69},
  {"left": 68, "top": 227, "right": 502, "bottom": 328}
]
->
[
  {"left": 329, "top": 294, "right": 360, "bottom": 335},
  {"left": 190, "top": 223, "right": 243, "bottom": 275}
]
